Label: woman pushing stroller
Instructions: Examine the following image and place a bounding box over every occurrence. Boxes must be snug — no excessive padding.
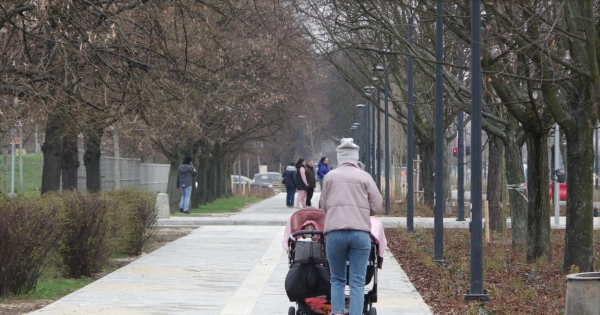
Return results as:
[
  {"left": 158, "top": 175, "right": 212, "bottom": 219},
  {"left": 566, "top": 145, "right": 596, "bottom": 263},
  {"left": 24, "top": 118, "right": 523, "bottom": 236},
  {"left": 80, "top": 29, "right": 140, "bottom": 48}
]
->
[{"left": 320, "top": 138, "right": 383, "bottom": 315}]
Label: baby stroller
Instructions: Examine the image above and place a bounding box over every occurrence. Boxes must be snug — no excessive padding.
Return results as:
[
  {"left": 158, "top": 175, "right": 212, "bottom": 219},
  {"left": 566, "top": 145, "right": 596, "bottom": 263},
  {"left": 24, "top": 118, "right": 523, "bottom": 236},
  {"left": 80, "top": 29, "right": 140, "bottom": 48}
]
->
[{"left": 282, "top": 208, "right": 383, "bottom": 315}]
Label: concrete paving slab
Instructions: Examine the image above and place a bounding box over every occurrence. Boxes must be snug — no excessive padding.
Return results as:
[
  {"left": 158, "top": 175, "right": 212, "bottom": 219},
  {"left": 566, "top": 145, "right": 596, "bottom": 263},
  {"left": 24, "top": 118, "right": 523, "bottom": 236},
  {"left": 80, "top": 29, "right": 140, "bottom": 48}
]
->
[{"left": 29, "top": 224, "right": 432, "bottom": 315}]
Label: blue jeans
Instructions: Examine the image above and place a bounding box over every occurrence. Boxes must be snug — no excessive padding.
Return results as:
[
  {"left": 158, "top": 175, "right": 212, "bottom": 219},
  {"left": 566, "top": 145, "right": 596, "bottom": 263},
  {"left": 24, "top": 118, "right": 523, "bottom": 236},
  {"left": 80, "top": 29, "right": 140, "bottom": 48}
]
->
[
  {"left": 286, "top": 187, "right": 296, "bottom": 206},
  {"left": 326, "top": 229, "right": 371, "bottom": 315},
  {"left": 179, "top": 185, "right": 192, "bottom": 211}
]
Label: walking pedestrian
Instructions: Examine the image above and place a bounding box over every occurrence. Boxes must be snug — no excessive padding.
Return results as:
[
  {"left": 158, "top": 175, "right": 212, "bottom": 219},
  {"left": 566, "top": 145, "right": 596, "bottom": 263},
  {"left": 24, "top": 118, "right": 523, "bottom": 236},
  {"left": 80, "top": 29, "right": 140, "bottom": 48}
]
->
[
  {"left": 320, "top": 138, "right": 383, "bottom": 315},
  {"left": 283, "top": 162, "right": 297, "bottom": 208},
  {"left": 317, "top": 157, "right": 330, "bottom": 190},
  {"left": 178, "top": 156, "right": 197, "bottom": 214},
  {"left": 305, "top": 160, "right": 316, "bottom": 207},
  {"left": 295, "top": 158, "right": 308, "bottom": 208}
]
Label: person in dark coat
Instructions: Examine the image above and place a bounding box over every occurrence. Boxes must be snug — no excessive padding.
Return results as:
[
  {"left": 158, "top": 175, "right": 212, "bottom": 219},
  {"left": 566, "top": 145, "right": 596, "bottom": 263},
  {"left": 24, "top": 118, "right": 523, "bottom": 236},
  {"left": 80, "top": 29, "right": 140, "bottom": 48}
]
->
[
  {"left": 305, "top": 160, "right": 317, "bottom": 207},
  {"left": 178, "top": 156, "right": 197, "bottom": 214},
  {"left": 283, "top": 162, "right": 297, "bottom": 208}
]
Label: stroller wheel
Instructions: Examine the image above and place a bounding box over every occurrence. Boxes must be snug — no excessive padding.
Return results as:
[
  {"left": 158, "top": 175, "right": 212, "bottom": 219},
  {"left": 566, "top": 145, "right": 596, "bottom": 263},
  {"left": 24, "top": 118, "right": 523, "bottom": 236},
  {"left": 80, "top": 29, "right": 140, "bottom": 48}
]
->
[
  {"left": 288, "top": 306, "right": 295, "bottom": 315},
  {"left": 369, "top": 306, "right": 377, "bottom": 315}
]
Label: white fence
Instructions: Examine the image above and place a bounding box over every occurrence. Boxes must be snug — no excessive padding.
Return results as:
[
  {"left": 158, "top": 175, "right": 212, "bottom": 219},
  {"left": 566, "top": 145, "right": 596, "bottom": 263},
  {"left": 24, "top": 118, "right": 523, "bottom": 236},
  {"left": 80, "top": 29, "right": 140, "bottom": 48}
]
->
[{"left": 76, "top": 151, "right": 170, "bottom": 193}]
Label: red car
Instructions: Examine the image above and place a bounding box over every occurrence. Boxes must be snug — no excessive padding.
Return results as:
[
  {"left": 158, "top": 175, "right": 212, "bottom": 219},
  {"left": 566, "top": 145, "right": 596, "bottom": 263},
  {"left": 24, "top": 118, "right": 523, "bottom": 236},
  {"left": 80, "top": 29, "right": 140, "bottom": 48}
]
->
[{"left": 548, "top": 183, "right": 567, "bottom": 201}]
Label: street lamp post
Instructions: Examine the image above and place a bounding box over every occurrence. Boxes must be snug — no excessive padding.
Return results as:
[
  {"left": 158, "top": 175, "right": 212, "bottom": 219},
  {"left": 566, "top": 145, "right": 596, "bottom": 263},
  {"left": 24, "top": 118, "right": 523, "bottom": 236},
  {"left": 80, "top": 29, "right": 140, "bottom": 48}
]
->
[
  {"left": 355, "top": 104, "right": 366, "bottom": 158},
  {"left": 407, "top": 17, "right": 415, "bottom": 232},
  {"left": 465, "top": 0, "right": 489, "bottom": 302},
  {"left": 370, "top": 79, "right": 379, "bottom": 182},
  {"left": 376, "top": 63, "right": 391, "bottom": 215},
  {"left": 433, "top": 0, "right": 445, "bottom": 262},
  {"left": 350, "top": 125, "right": 358, "bottom": 144},
  {"left": 299, "top": 115, "right": 306, "bottom": 158},
  {"left": 351, "top": 123, "right": 360, "bottom": 142},
  {"left": 365, "top": 86, "right": 377, "bottom": 179}
]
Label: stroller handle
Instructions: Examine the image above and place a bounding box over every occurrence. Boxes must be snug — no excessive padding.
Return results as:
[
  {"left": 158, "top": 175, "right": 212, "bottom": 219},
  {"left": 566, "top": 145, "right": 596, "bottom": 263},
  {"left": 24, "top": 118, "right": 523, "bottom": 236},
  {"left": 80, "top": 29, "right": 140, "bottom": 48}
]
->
[
  {"left": 288, "top": 230, "right": 379, "bottom": 245},
  {"left": 288, "top": 230, "right": 326, "bottom": 247}
]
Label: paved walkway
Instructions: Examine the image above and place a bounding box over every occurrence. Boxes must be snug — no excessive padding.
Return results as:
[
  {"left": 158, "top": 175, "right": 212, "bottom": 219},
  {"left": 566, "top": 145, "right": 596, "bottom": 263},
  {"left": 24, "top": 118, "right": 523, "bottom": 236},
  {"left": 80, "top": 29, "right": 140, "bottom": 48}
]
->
[
  {"left": 29, "top": 193, "right": 433, "bottom": 315},
  {"left": 156, "top": 193, "right": 600, "bottom": 230}
]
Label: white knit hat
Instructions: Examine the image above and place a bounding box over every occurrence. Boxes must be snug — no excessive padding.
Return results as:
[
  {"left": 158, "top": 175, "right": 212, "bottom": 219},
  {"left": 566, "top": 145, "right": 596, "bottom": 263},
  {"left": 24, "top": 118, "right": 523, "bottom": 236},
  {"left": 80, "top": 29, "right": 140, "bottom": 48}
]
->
[{"left": 337, "top": 138, "right": 359, "bottom": 163}]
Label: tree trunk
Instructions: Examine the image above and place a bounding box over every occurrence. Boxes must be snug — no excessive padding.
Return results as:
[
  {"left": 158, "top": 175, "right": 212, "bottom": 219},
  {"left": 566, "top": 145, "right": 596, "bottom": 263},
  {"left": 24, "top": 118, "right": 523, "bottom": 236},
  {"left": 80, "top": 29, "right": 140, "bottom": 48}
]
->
[
  {"left": 83, "top": 128, "right": 103, "bottom": 192},
  {"left": 61, "top": 130, "right": 79, "bottom": 190},
  {"left": 443, "top": 141, "right": 451, "bottom": 214},
  {"left": 41, "top": 113, "right": 63, "bottom": 194},
  {"left": 525, "top": 133, "right": 552, "bottom": 262},
  {"left": 208, "top": 157, "right": 217, "bottom": 202},
  {"left": 190, "top": 155, "right": 198, "bottom": 209},
  {"left": 196, "top": 155, "right": 209, "bottom": 206},
  {"left": 420, "top": 141, "right": 435, "bottom": 209},
  {"left": 504, "top": 132, "right": 527, "bottom": 249},
  {"left": 562, "top": 116, "right": 595, "bottom": 272},
  {"left": 168, "top": 159, "right": 180, "bottom": 213},
  {"left": 2, "top": 132, "right": 8, "bottom": 195},
  {"left": 487, "top": 134, "right": 505, "bottom": 232}
]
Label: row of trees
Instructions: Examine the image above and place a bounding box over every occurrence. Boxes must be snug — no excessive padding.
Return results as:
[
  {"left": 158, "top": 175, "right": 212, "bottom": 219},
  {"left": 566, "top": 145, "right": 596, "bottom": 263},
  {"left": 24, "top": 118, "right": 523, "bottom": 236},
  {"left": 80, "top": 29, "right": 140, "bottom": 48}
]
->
[
  {"left": 293, "top": 0, "right": 600, "bottom": 272},
  {"left": 0, "top": 1, "right": 342, "bottom": 209}
]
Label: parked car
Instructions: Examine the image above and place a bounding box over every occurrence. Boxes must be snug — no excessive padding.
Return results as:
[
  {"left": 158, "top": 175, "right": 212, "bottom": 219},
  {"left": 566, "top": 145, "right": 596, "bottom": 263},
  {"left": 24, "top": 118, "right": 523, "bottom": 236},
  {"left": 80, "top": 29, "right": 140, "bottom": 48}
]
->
[
  {"left": 253, "top": 172, "right": 283, "bottom": 185},
  {"left": 231, "top": 175, "right": 273, "bottom": 188}
]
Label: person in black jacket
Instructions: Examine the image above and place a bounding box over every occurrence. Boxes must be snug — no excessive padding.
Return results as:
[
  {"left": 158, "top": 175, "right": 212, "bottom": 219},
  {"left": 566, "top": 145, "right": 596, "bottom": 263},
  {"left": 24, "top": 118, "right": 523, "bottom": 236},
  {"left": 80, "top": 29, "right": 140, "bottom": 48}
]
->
[
  {"left": 283, "top": 162, "right": 297, "bottom": 208},
  {"left": 305, "top": 160, "right": 316, "bottom": 207},
  {"left": 295, "top": 158, "right": 308, "bottom": 208}
]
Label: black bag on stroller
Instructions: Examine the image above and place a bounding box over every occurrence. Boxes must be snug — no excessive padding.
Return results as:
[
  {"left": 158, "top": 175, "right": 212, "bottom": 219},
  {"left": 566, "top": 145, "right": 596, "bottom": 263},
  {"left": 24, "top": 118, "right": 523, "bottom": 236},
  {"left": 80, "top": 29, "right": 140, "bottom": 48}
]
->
[{"left": 284, "top": 257, "right": 330, "bottom": 302}]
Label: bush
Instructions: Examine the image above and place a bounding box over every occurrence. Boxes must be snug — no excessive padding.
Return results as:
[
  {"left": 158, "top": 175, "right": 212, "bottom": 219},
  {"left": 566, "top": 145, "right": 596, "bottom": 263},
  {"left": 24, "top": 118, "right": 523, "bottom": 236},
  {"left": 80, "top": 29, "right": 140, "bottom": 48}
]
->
[
  {"left": 105, "top": 189, "right": 157, "bottom": 256},
  {"left": 0, "top": 197, "right": 62, "bottom": 296},
  {"left": 58, "top": 191, "right": 112, "bottom": 279}
]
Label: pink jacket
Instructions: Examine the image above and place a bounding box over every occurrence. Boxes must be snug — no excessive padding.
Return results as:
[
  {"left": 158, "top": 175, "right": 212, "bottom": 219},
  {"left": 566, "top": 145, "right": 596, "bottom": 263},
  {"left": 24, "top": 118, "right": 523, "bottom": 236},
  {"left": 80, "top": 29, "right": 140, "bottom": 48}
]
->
[{"left": 320, "top": 162, "right": 383, "bottom": 233}]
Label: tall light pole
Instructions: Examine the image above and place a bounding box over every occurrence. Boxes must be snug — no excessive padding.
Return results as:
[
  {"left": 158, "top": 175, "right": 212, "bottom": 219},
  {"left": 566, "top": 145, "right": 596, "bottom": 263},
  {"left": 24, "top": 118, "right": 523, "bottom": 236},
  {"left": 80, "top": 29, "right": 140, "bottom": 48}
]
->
[
  {"left": 376, "top": 80, "right": 382, "bottom": 189},
  {"left": 351, "top": 123, "right": 360, "bottom": 142},
  {"left": 299, "top": 115, "right": 306, "bottom": 158},
  {"left": 372, "top": 78, "right": 381, "bottom": 186},
  {"left": 365, "top": 86, "right": 377, "bottom": 178},
  {"left": 594, "top": 128, "right": 598, "bottom": 189},
  {"left": 433, "top": 0, "right": 445, "bottom": 263},
  {"left": 350, "top": 125, "right": 358, "bottom": 143},
  {"left": 407, "top": 17, "right": 415, "bottom": 232},
  {"left": 355, "top": 104, "right": 366, "bottom": 157},
  {"left": 376, "top": 63, "right": 391, "bottom": 215},
  {"left": 465, "top": 0, "right": 489, "bottom": 302}
]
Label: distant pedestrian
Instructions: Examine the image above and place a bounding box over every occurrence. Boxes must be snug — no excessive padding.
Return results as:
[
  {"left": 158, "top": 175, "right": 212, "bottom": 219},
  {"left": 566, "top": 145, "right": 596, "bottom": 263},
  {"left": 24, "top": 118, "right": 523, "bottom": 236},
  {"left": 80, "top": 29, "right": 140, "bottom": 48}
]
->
[
  {"left": 594, "top": 208, "right": 599, "bottom": 217},
  {"left": 295, "top": 158, "right": 308, "bottom": 208},
  {"left": 283, "top": 162, "right": 297, "bottom": 208},
  {"left": 317, "top": 157, "right": 330, "bottom": 189},
  {"left": 554, "top": 168, "right": 565, "bottom": 183},
  {"left": 305, "top": 160, "right": 316, "bottom": 207},
  {"left": 178, "top": 156, "right": 197, "bottom": 214}
]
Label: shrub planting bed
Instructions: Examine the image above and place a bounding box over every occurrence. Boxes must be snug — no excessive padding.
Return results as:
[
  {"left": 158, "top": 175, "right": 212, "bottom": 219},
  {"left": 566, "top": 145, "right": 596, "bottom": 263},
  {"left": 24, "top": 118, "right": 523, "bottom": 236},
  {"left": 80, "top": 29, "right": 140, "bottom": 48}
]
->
[{"left": 385, "top": 228, "right": 600, "bottom": 314}]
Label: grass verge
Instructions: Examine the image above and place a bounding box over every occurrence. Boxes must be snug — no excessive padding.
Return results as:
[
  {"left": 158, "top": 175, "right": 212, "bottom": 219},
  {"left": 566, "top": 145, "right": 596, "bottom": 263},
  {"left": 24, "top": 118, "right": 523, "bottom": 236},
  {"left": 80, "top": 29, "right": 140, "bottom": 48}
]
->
[
  {"left": 187, "top": 196, "right": 260, "bottom": 214},
  {"left": 0, "top": 153, "right": 43, "bottom": 198}
]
